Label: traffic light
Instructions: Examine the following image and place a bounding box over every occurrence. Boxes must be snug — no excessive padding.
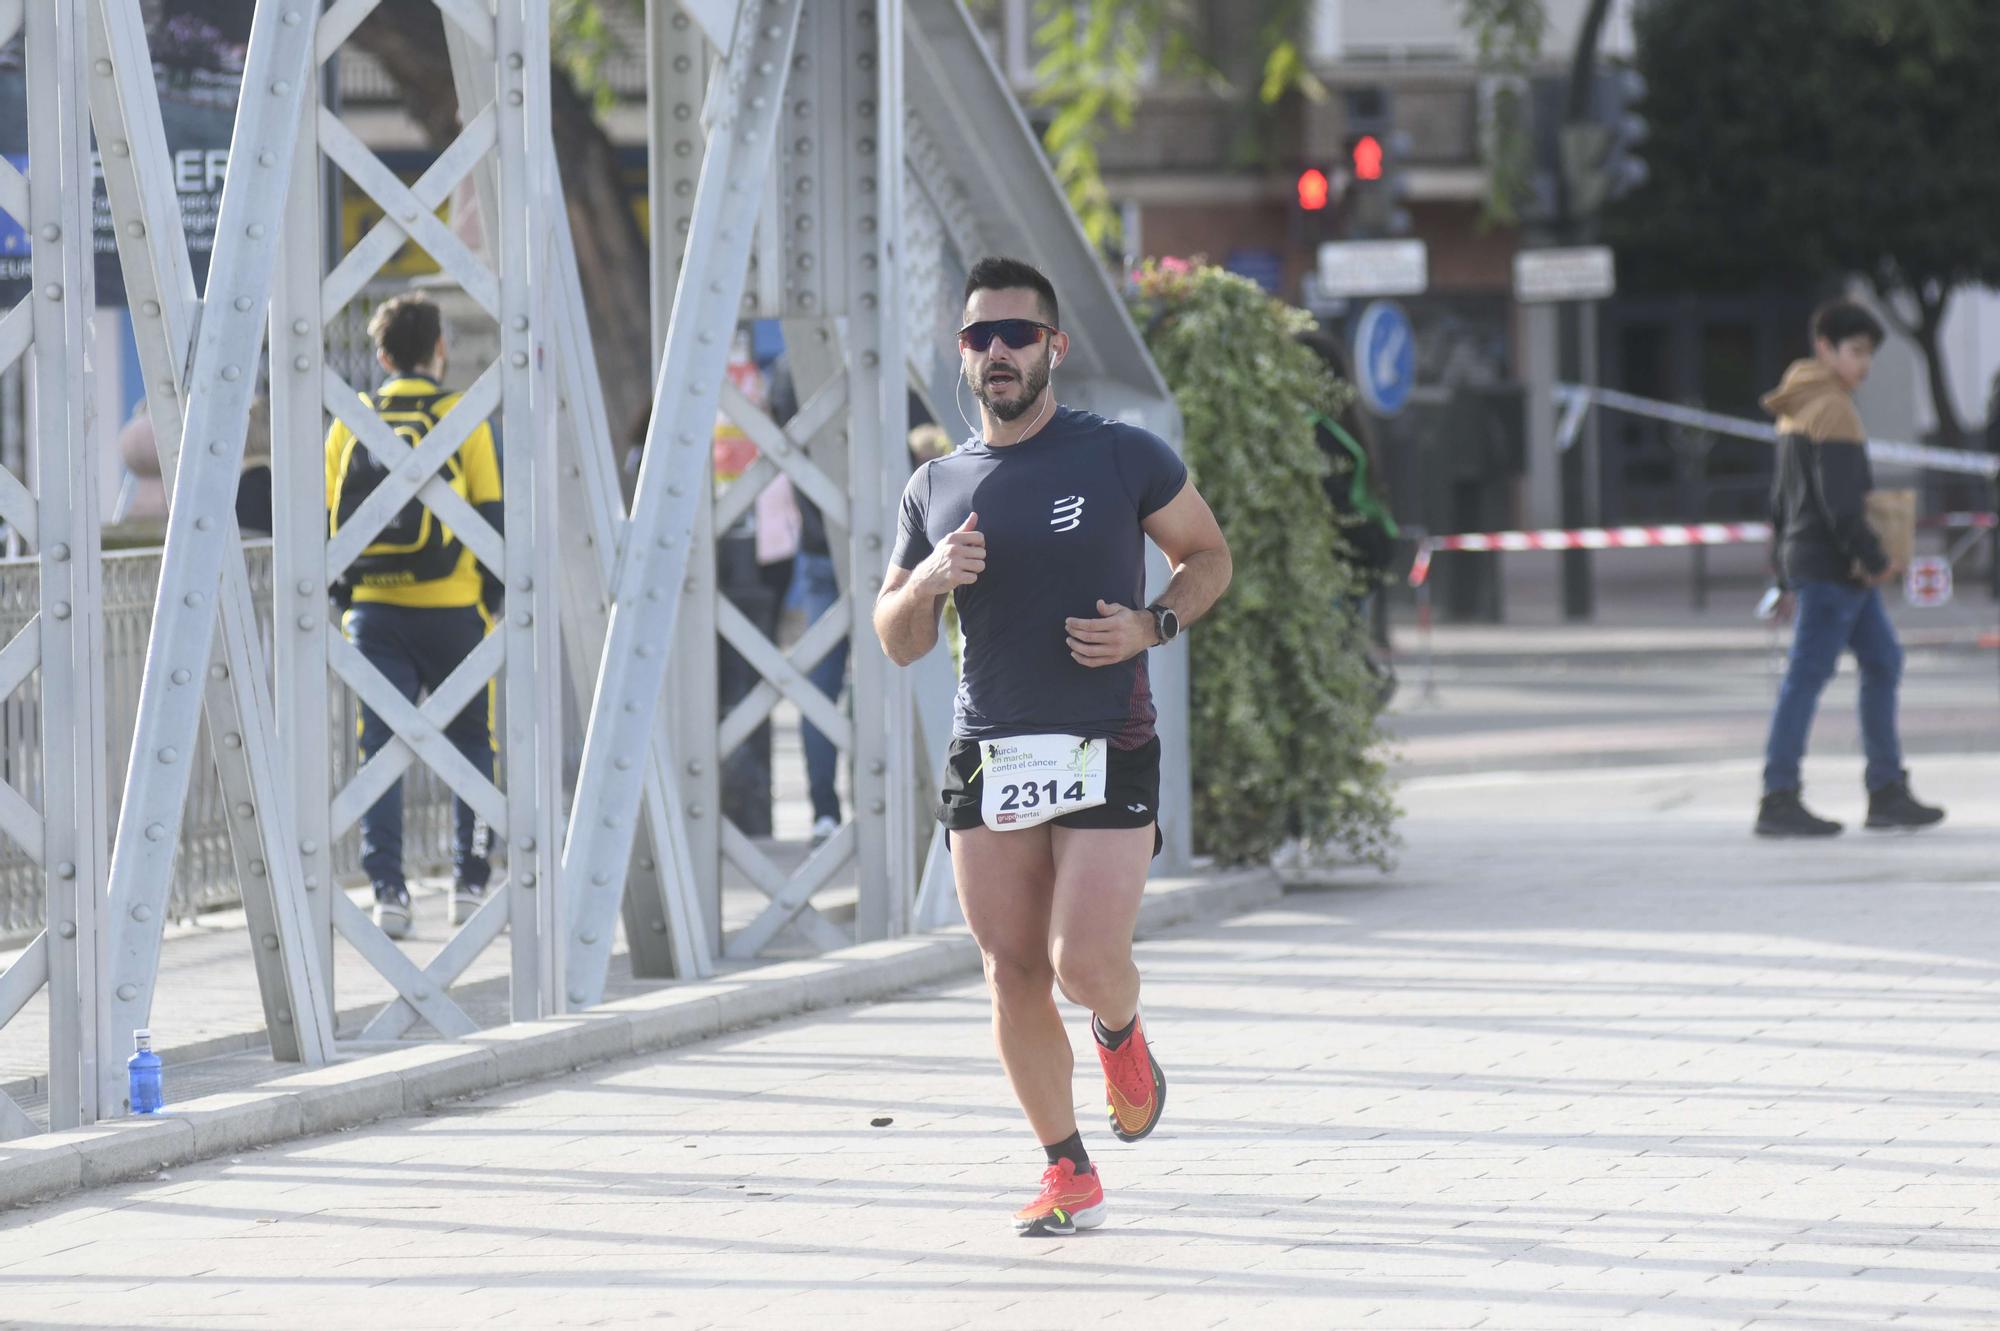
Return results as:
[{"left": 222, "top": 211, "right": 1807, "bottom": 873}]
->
[
  {"left": 1349, "top": 133, "right": 1383, "bottom": 182},
  {"left": 1296, "top": 167, "right": 1331, "bottom": 212},
  {"left": 1560, "top": 65, "right": 1649, "bottom": 220},
  {"left": 1341, "top": 87, "right": 1412, "bottom": 238}
]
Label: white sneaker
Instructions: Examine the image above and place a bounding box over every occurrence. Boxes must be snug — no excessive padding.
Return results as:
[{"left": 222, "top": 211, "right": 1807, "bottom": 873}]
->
[
  {"left": 810, "top": 815, "right": 839, "bottom": 847},
  {"left": 449, "top": 882, "right": 488, "bottom": 927},
  {"left": 374, "top": 894, "right": 412, "bottom": 940}
]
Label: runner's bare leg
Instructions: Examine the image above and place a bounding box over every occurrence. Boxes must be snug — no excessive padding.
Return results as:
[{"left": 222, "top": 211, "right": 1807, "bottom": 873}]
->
[
  {"left": 952, "top": 824, "right": 1074, "bottom": 1144},
  {"left": 1048, "top": 824, "right": 1153, "bottom": 1031}
]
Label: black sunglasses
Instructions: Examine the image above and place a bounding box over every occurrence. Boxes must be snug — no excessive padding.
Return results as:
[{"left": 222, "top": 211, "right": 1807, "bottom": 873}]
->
[{"left": 957, "top": 318, "right": 1058, "bottom": 352}]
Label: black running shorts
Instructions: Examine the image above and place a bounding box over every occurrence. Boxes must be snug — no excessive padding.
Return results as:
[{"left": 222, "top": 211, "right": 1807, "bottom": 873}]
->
[{"left": 937, "top": 735, "right": 1162, "bottom": 855}]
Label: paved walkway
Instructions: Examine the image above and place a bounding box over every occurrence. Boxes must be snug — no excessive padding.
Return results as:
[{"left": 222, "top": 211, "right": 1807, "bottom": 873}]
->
[{"left": 2, "top": 754, "right": 1995, "bottom": 1328}]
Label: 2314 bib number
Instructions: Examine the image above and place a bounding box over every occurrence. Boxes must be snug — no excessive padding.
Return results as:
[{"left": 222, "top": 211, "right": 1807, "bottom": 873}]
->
[{"left": 978, "top": 734, "right": 1107, "bottom": 832}]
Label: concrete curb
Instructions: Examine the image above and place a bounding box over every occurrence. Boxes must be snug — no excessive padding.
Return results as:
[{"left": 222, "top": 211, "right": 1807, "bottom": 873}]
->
[{"left": 0, "top": 866, "right": 1279, "bottom": 1211}]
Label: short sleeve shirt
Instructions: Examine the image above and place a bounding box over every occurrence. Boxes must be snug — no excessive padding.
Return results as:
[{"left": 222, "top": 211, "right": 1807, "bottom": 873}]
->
[{"left": 891, "top": 406, "right": 1187, "bottom": 749}]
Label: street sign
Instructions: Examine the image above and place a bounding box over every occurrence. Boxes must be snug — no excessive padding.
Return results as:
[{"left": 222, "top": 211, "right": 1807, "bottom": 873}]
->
[
  {"left": 1514, "top": 245, "right": 1617, "bottom": 303},
  {"left": 1354, "top": 301, "right": 1416, "bottom": 418},
  {"left": 1318, "top": 239, "right": 1428, "bottom": 298},
  {"left": 1905, "top": 555, "right": 1952, "bottom": 607}
]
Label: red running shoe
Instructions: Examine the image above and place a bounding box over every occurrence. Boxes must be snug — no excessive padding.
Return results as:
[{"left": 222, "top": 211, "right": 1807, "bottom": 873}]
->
[
  {"left": 1012, "top": 1158, "right": 1107, "bottom": 1237},
  {"left": 1096, "top": 1015, "right": 1166, "bottom": 1142}
]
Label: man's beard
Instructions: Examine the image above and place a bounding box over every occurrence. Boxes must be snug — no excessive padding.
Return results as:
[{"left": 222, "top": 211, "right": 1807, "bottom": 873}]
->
[{"left": 968, "top": 353, "right": 1051, "bottom": 422}]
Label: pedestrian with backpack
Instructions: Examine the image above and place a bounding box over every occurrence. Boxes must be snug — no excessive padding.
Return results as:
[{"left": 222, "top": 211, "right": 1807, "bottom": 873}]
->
[{"left": 325, "top": 293, "right": 504, "bottom": 937}]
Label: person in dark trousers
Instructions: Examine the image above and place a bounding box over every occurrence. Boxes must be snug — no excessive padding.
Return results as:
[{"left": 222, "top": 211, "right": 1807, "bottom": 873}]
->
[
  {"left": 1756, "top": 298, "right": 1945, "bottom": 838},
  {"left": 325, "top": 294, "right": 504, "bottom": 936}
]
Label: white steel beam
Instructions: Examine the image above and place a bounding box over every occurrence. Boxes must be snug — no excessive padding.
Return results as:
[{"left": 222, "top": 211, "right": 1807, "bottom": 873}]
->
[
  {"left": 560, "top": 0, "right": 805, "bottom": 1007},
  {"left": 546, "top": 188, "right": 711, "bottom": 984},
  {"left": 89, "top": 0, "right": 332, "bottom": 1085},
  {"left": 651, "top": 0, "right": 722, "bottom": 952},
  {"left": 841, "top": 0, "right": 914, "bottom": 940},
  {"left": 496, "top": 0, "right": 562, "bottom": 1019},
  {"left": 28, "top": 0, "right": 105, "bottom": 1132},
  {"left": 270, "top": 53, "right": 334, "bottom": 998},
  {"left": 98, "top": 0, "right": 330, "bottom": 1113}
]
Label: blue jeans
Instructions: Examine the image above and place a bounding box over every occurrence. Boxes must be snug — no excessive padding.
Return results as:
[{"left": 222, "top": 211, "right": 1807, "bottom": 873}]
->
[
  {"left": 1762, "top": 579, "right": 1905, "bottom": 796},
  {"left": 791, "top": 552, "right": 847, "bottom": 824},
  {"left": 345, "top": 602, "right": 495, "bottom": 896}
]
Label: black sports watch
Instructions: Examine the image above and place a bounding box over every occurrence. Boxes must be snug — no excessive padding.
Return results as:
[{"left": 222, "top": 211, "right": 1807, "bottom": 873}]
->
[{"left": 1147, "top": 603, "right": 1180, "bottom": 646}]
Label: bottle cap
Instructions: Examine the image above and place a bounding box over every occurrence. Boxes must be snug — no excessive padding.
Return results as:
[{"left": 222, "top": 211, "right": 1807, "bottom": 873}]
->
[{"left": 134, "top": 1028, "right": 151, "bottom": 1043}]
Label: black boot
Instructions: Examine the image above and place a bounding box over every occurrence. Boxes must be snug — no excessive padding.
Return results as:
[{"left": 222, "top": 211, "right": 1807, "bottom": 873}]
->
[
  {"left": 1865, "top": 774, "right": 1945, "bottom": 831},
  {"left": 1755, "top": 790, "right": 1842, "bottom": 838}
]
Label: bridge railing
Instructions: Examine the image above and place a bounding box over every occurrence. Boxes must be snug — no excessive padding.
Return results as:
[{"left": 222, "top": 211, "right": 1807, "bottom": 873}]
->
[{"left": 0, "top": 541, "right": 458, "bottom": 946}]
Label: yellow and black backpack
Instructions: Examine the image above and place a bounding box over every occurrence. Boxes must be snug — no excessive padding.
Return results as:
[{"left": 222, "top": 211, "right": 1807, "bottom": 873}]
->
[{"left": 330, "top": 391, "right": 467, "bottom": 587}]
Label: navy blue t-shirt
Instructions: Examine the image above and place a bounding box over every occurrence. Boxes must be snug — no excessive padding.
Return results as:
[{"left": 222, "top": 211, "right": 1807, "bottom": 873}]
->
[{"left": 891, "top": 406, "right": 1187, "bottom": 749}]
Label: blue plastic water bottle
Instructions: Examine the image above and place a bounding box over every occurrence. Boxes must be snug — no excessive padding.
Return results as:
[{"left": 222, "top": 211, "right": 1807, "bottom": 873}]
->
[{"left": 127, "top": 1028, "right": 162, "bottom": 1115}]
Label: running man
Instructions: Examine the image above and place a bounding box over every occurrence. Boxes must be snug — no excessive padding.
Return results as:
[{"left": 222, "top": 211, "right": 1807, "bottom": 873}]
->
[{"left": 874, "top": 257, "right": 1232, "bottom": 1236}]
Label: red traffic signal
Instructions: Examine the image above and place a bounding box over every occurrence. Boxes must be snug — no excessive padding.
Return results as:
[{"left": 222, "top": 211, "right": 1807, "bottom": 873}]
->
[
  {"left": 1296, "top": 167, "right": 1330, "bottom": 211},
  {"left": 1351, "top": 134, "right": 1384, "bottom": 182}
]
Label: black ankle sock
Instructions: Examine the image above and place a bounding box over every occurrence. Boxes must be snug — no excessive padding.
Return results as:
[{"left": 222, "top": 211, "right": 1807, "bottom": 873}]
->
[
  {"left": 1042, "top": 1131, "right": 1091, "bottom": 1175},
  {"left": 1094, "top": 1013, "right": 1137, "bottom": 1050}
]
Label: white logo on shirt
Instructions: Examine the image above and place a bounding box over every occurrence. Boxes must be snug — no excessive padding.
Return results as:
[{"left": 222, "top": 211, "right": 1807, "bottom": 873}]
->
[{"left": 1050, "top": 494, "right": 1085, "bottom": 532}]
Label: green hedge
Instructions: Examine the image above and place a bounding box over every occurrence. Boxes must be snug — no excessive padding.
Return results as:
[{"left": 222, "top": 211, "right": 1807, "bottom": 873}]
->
[{"left": 1132, "top": 261, "right": 1398, "bottom": 868}]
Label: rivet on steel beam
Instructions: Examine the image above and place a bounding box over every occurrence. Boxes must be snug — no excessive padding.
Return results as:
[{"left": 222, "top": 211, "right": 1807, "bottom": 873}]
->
[
  {"left": 250, "top": 860, "right": 267, "bottom": 877},
  {"left": 568, "top": 990, "right": 587, "bottom": 1005},
  {"left": 512, "top": 316, "right": 528, "bottom": 332},
  {"left": 211, "top": 663, "right": 228, "bottom": 679},
  {"left": 58, "top": 922, "right": 76, "bottom": 939},
  {"left": 579, "top": 930, "right": 598, "bottom": 945},
  {"left": 171, "top": 668, "right": 191, "bottom": 685},
  {"left": 132, "top": 904, "right": 150, "bottom": 921},
  {"left": 51, "top": 602, "right": 70, "bottom": 620},
  {"left": 246, "top": 223, "right": 265, "bottom": 239},
  {"left": 209, "top": 440, "right": 226, "bottom": 455},
  {"left": 283, "top": 10, "right": 302, "bottom": 25},
  {"left": 297, "top": 614, "right": 314, "bottom": 630},
  {"left": 184, "top": 591, "right": 203, "bottom": 607},
  {"left": 117, "top": 983, "right": 138, "bottom": 1001},
  {"left": 870, "top": 799, "right": 886, "bottom": 814},
  {"left": 650, "top": 920, "right": 668, "bottom": 934},
  {"left": 508, "top": 53, "right": 524, "bottom": 70},
  {"left": 50, "top": 542, "right": 68, "bottom": 562},
  {"left": 414, "top": 986, "right": 430, "bottom": 1001},
  {"left": 277, "top": 1009, "right": 292, "bottom": 1025},
  {"left": 235, "top": 802, "right": 253, "bottom": 818},
  {"left": 511, "top": 352, "right": 528, "bottom": 367},
  {"left": 518, "top": 837, "right": 536, "bottom": 852},
  {"left": 301, "top": 839, "right": 318, "bottom": 855},
  {"left": 591, "top": 871, "right": 610, "bottom": 886},
  {"left": 43, "top": 284, "right": 61, "bottom": 302},
  {"left": 270, "top": 80, "right": 291, "bottom": 95},
  {"left": 222, "top": 732, "right": 241, "bottom": 749},
  {"left": 262, "top": 934, "right": 279, "bottom": 951},
  {"left": 294, "top": 356, "right": 310, "bottom": 372},
  {"left": 93, "top": 59, "right": 111, "bottom": 75},
  {"left": 221, "top": 365, "right": 241, "bottom": 382},
  {"left": 56, "top": 862, "right": 75, "bottom": 880},
  {"left": 40, "top": 224, "right": 59, "bottom": 242},
  {"left": 687, "top": 803, "right": 704, "bottom": 819},
  {"left": 517, "top": 576, "right": 533, "bottom": 592},
  {"left": 687, "top": 760, "right": 704, "bottom": 776},
  {"left": 303, "top": 876, "right": 318, "bottom": 891},
  {"left": 292, "top": 319, "right": 309, "bottom": 336},
  {"left": 509, "top": 91, "right": 524, "bottom": 106},
  {"left": 196, "top": 516, "right": 213, "bottom": 531},
  {"left": 157, "top": 747, "right": 177, "bottom": 764},
  {"left": 258, "top": 150, "right": 276, "bottom": 167},
  {"left": 613, "top": 756, "right": 631, "bottom": 771},
  {"left": 143, "top": 301, "right": 161, "bottom": 317},
  {"left": 514, "top": 611, "right": 532, "bottom": 627},
  {"left": 111, "top": 140, "right": 130, "bottom": 157},
  {"left": 520, "top": 870, "right": 537, "bottom": 887}
]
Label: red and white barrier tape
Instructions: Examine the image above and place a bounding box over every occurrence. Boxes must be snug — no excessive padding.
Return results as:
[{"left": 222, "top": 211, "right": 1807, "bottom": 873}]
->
[{"left": 1407, "top": 513, "right": 1997, "bottom": 587}]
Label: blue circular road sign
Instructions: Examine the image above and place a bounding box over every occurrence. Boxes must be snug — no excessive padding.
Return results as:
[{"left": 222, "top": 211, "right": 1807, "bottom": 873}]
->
[{"left": 1354, "top": 301, "right": 1415, "bottom": 418}]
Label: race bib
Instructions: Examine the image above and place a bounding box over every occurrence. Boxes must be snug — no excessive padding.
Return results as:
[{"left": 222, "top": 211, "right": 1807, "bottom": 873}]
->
[{"left": 979, "top": 734, "right": 1108, "bottom": 832}]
